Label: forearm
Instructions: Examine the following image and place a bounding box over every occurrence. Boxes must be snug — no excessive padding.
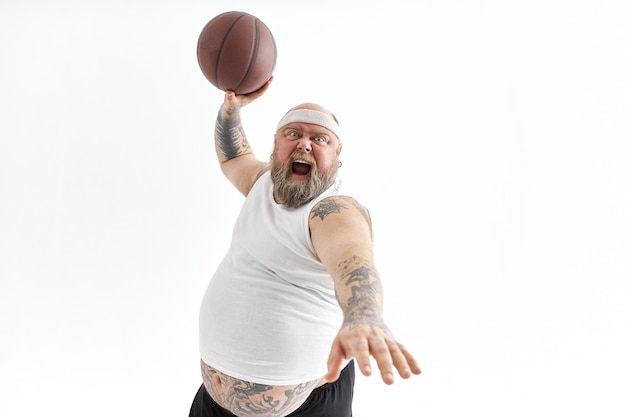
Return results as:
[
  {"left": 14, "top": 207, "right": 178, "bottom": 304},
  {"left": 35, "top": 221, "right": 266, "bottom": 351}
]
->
[
  {"left": 214, "top": 104, "right": 253, "bottom": 165},
  {"left": 335, "top": 254, "right": 386, "bottom": 329},
  {"left": 327, "top": 254, "right": 421, "bottom": 385}
]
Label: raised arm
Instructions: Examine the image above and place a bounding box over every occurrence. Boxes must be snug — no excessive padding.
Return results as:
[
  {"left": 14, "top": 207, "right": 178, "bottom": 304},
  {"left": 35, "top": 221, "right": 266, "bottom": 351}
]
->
[
  {"left": 309, "top": 196, "right": 421, "bottom": 385},
  {"left": 214, "top": 80, "right": 272, "bottom": 196}
]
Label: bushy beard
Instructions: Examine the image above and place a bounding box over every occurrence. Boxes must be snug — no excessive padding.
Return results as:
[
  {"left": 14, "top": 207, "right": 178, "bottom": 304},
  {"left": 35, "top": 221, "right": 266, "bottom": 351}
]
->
[{"left": 271, "top": 151, "right": 339, "bottom": 208}]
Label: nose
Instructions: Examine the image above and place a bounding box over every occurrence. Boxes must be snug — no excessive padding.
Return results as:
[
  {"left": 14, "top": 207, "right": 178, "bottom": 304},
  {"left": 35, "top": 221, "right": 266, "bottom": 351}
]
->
[{"left": 296, "top": 138, "right": 312, "bottom": 153}]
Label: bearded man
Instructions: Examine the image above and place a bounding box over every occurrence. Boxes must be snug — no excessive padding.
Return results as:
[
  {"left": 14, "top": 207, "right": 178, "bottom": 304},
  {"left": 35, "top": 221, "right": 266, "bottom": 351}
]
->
[{"left": 189, "top": 78, "right": 421, "bottom": 417}]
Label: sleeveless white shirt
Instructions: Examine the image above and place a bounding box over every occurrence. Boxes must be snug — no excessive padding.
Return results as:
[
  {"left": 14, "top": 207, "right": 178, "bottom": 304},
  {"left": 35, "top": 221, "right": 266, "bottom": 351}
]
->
[{"left": 198, "top": 171, "right": 344, "bottom": 385}]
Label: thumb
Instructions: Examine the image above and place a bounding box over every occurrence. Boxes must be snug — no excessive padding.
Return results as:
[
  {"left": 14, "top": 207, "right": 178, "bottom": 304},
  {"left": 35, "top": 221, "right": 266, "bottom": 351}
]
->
[{"left": 325, "top": 343, "right": 345, "bottom": 383}]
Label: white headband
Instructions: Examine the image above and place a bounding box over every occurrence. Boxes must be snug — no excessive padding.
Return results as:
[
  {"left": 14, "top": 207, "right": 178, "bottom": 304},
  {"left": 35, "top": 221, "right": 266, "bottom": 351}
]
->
[{"left": 276, "top": 109, "right": 341, "bottom": 139}]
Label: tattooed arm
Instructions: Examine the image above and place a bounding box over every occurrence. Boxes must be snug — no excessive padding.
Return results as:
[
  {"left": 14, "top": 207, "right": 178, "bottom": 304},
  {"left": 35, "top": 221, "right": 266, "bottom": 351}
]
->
[
  {"left": 309, "top": 196, "right": 421, "bottom": 385},
  {"left": 214, "top": 80, "right": 272, "bottom": 196}
]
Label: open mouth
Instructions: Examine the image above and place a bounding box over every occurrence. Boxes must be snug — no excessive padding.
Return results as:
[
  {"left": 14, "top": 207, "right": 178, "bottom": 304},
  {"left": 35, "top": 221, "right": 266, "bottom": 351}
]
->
[{"left": 291, "top": 159, "right": 312, "bottom": 176}]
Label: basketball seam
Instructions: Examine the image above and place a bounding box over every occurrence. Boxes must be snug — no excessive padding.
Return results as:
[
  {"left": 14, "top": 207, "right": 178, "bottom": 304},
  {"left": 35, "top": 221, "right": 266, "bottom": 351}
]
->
[
  {"left": 215, "top": 13, "right": 247, "bottom": 90},
  {"left": 234, "top": 18, "right": 260, "bottom": 93}
]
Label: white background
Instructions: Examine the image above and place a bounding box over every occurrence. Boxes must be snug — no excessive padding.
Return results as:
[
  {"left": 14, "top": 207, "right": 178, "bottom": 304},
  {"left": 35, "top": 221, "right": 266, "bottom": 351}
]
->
[{"left": 1, "top": 0, "right": 625, "bottom": 415}]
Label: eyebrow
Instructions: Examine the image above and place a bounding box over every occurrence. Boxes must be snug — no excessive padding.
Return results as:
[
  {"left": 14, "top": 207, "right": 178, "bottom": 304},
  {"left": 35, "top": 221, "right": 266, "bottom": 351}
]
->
[{"left": 282, "top": 124, "right": 333, "bottom": 139}]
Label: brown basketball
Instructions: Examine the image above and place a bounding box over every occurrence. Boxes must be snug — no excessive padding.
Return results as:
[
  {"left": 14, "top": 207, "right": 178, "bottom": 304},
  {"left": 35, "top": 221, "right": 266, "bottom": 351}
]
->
[{"left": 197, "top": 11, "right": 277, "bottom": 94}]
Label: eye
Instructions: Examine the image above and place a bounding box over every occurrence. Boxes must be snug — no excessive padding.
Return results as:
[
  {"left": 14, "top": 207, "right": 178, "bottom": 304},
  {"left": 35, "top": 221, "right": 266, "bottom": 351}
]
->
[
  {"left": 288, "top": 131, "right": 299, "bottom": 138},
  {"left": 313, "top": 136, "right": 327, "bottom": 143}
]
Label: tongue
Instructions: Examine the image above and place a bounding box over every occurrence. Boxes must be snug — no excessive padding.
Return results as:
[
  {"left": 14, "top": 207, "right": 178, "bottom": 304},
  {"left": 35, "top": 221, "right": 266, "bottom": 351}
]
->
[{"left": 292, "top": 162, "right": 311, "bottom": 175}]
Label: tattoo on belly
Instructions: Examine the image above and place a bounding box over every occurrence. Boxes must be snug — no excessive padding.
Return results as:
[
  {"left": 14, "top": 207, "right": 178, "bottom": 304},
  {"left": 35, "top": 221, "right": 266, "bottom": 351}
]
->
[{"left": 201, "top": 360, "right": 318, "bottom": 417}]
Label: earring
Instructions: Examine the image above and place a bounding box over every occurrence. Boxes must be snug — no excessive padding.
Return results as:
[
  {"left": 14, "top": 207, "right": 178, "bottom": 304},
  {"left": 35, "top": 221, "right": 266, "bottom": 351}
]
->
[{"left": 338, "top": 161, "right": 343, "bottom": 168}]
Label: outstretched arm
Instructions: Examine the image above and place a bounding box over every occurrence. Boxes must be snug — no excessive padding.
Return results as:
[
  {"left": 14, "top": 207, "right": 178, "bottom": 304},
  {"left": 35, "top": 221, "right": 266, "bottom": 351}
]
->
[
  {"left": 309, "top": 196, "right": 421, "bottom": 385},
  {"left": 214, "top": 79, "right": 272, "bottom": 196}
]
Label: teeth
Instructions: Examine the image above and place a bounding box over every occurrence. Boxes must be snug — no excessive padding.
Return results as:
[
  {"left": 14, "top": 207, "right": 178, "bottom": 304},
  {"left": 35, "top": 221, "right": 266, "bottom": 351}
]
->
[{"left": 294, "top": 159, "right": 311, "bottom": 165}]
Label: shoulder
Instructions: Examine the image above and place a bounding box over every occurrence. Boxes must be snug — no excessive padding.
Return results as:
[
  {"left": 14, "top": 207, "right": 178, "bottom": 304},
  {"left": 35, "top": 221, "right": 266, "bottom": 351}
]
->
[
  {"left": 309, "top": 195, "right": 371, "bottom": 227},
  {"left": 308, "top": 195, "right": 374, "bottom": 271}
]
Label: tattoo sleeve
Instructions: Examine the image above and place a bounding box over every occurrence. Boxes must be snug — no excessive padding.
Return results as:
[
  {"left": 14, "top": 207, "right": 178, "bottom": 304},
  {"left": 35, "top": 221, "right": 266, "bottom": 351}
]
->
[
  {"left": 215, "top": 108, "right": 252, "bottom": 163},
  {"left": 338, "top": 256, "right": 386, "bottom": 330},
  {"left": 310, "top": 196, "right": 383, "bottom": 329}
]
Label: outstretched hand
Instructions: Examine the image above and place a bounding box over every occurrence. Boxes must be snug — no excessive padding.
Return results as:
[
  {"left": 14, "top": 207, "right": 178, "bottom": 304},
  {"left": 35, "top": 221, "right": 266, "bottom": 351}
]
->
[
  {"left": 325, "top": 323, "right": 421, "bottom": 385},
  {"left": 222, "top": 76, "right": 273, "bottom": 114}
]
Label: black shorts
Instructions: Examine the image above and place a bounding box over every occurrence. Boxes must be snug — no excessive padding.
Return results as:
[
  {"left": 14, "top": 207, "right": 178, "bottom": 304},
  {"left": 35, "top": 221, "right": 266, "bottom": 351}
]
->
[{"left": 189, "top": 360, "right": 355, "bottom": 417}]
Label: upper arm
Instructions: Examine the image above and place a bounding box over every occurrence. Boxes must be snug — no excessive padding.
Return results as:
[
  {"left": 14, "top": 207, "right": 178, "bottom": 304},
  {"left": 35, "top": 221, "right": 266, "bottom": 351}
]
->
[
  {"left": 309, "top": 196, "right": 373, "bottom": 280},
  {"left": 221, "top": 155, "right": 270, "bottom": 196}
]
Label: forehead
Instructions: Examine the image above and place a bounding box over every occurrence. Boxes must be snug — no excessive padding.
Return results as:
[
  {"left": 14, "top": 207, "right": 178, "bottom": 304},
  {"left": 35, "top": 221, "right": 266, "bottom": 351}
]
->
[
  {"left": 283, "top": 122, "right": 331, "bottom": 134},
  {"left": 276, "top": 108, "right": 341, "bottom": 140}
]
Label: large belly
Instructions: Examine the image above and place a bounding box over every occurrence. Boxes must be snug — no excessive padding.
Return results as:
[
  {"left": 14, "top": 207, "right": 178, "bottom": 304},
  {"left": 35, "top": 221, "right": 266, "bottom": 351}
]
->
[
  {"left": 198, "top": 253, "right": 343, "bottom": 385},
  {"left": 200, "top": 359, "right": 321, "bottom": 417}
]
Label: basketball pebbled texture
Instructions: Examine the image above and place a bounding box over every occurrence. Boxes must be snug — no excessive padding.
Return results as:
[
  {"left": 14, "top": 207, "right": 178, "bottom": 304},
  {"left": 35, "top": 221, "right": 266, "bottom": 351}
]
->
[{"left": 197, "top": 11, "right": 277, "bottom": 94}]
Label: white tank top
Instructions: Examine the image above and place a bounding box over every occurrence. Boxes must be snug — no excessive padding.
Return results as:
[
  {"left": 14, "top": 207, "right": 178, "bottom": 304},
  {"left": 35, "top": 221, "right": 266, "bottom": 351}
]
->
[{"left": 198, "top": 171, "right": 344, "bottom": 385}]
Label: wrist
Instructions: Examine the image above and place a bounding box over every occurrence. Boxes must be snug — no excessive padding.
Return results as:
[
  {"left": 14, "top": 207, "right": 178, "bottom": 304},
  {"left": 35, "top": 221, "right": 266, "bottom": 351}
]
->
[{"left": 220, "top": 102, "right": 240, "bottom": 119}]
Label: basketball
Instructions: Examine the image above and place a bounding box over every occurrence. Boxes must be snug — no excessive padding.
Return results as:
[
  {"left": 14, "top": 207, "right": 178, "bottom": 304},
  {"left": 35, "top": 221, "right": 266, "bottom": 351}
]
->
[{"left": 197, "top": 11, "right": 277, "bottom": 95}]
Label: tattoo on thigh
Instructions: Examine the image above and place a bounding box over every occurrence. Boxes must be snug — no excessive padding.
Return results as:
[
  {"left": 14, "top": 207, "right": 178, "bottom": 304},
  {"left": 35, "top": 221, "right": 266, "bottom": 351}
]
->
[
  {"left": 201, "top": 361, "right": 317, "bottom": 417},
  {"left": 227, "top": 379, "right": 316, "bottom": 417}
]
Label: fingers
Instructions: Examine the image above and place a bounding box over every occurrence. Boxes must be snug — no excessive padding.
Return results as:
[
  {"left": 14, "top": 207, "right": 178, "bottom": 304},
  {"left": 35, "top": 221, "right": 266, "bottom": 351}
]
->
[
  {"left": 324, "top": 340, "right": 345, "bottom": 383},
  {"left": 223, "top": 76, "right": 273, "bottom": 106},
  {"left": 398, "top": 343, "right": 422, "bottom": 376},
  {"left": 324, "top": 337, "right": 348, "bottom": 382},
  {"left": 351, "top": 338, "right": 373, "bottom": 378},
  {"left": 366, "top": 333, "right": 396, "bottom": 384},
  {"left": 385, "top": 340, "right": 423, "bottom": 382},
  {"left": 335, "top": 326, "right": 420, "bottom": 385},
  {"left": 252, "top": 76, "right": 273, "bottom": 96}
]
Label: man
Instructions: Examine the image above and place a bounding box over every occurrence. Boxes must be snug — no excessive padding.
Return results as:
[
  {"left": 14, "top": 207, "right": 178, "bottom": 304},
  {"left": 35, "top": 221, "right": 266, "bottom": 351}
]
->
[{"left": 190, "top": 78, "right": 420, "bottom": 417}]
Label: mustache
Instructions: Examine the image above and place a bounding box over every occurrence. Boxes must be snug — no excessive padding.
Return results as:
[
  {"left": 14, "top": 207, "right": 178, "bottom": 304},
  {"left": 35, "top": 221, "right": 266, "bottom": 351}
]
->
[{"left": 287, "top": 151, "right": 316, "bottom": 165}]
